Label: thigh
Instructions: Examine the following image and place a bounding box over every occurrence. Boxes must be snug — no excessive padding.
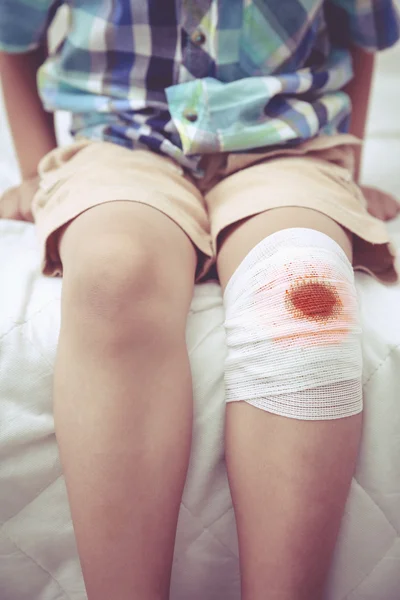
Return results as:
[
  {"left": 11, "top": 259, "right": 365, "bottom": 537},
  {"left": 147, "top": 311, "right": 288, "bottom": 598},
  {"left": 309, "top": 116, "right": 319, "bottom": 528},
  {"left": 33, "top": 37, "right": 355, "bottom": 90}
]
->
[
  {"left": 33, "top": 141, "right": 213, "bottom": 282},
  {"left": 207, "top": 143, "right": 394, "bottom": 285},
  {"left": 59, "top": 200, "right": 197, "bottom": 275},
  {"left": 217, "top": 207, "right": 352, "bottom": 289}
]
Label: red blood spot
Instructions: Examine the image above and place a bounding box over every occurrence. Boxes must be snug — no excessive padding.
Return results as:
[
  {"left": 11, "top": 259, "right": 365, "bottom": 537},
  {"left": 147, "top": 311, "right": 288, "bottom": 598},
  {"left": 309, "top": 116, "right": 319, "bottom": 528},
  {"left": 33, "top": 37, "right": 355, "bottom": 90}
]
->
[{"left": 285, "top": 279, "right": 342, "bottom": 323}]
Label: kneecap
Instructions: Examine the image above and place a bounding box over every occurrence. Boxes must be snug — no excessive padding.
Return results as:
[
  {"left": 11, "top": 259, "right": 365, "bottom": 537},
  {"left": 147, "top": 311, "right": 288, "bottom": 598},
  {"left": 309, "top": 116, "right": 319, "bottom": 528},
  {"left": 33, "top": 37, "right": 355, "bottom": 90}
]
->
[{"left": 223, "top": 228, "right": 363, "bottom": 420}]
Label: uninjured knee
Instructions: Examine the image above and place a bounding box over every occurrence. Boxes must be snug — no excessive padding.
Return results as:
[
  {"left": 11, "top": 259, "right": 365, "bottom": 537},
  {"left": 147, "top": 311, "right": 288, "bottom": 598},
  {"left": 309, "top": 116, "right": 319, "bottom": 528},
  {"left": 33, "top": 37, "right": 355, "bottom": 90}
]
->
[{"left": 61, "top": 236, "right": 174, "bottom": 344}]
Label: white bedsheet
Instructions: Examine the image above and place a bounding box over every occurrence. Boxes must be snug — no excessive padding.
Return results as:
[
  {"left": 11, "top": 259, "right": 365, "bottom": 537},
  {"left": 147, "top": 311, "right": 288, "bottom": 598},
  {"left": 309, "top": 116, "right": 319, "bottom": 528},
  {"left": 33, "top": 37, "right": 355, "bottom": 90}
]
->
[
  {"left": 1, "top": 46, "right": 400, "bottom": 599},
  {"left": 1, "top": 219, "right": 400, "bottom": 600}
]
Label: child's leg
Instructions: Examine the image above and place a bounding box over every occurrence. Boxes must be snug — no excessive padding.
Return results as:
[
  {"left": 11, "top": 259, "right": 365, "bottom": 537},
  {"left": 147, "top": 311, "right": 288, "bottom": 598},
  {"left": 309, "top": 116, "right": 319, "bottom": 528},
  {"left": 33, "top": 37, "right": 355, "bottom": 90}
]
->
[
  {"left": 54, "top": 201, "right": 196, "bottom": 600},
  {"left": 217, "top": 207, "right": 362, "bottom": 600}
]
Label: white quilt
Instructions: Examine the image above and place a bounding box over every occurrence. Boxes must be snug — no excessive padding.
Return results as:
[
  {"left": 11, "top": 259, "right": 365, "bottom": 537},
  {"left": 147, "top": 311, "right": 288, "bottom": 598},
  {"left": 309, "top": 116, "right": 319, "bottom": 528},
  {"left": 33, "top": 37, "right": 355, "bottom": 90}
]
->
[{"left": 1, "top": 48, "right": 400, "bottom": 599}]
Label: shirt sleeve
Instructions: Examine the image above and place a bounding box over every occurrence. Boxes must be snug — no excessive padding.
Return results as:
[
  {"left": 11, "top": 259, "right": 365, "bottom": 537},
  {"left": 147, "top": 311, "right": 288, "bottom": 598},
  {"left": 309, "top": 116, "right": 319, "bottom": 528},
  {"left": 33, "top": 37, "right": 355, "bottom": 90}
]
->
[
  {"left": 0, "top": 0, "right": 60, "bottom": 53},
  {"left": 326, "top": 0, "right": 400, "bottom": 51}
]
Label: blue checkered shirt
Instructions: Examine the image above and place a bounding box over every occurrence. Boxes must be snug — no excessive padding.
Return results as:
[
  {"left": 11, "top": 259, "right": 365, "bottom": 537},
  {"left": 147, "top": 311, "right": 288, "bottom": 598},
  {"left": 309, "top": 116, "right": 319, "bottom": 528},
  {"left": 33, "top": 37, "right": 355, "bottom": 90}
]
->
[{"left": 0, "top": 1, "right": 399, "bottom": 174}]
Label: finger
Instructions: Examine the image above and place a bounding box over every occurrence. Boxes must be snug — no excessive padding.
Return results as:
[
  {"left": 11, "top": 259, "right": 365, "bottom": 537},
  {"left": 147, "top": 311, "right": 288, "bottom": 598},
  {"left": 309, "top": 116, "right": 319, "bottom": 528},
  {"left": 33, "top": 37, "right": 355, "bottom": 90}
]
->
[
  {"left": 0, "top": 189, "right": 12, "bottom": 218},
  {"left": 363, "top": 186, "right": 397, "bottom": 203},
  {"left": 0, "top": 188, "right": 23, "bottom": 220},
  {"left": 20, "top": 208, "right": 35, "bottom": 222},
  {"left": 385, "top": 198, "right": 400, "bottom": 221},
  {"left": 20, "top": 194, "right": 35, "bottom": 222},
  {"left": 367, "top": 202, "right": 384, "bottom": 220},
  {"left": 375, "top": 208, "right": 386, "bottom": 221},
  {"left": 20, "top": 196, "right": 34, "bottom": 221},
  {"left": 383, "top": 192, "right": 399, "bottom": 203},
  {"left": 0, "top": 193, "right": 14, "bottom": 219}
]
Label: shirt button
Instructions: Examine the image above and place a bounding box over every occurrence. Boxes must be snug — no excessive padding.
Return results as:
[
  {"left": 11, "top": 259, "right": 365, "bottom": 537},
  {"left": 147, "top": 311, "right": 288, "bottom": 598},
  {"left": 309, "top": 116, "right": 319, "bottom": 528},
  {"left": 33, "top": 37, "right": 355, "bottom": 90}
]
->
[
  {"left": 183, "top": 109, "right": 198, "bottom": 123},
  {"left": 191, "top": 29, "right": 206, "bottom": 46}
]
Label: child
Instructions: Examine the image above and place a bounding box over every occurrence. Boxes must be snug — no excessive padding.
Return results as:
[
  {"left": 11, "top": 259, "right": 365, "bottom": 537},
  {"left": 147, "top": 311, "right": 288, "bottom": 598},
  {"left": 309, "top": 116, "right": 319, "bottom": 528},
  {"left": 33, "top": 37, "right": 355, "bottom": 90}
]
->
[{"left": 0, "top": 2, "right": 399, "bottom": 599}]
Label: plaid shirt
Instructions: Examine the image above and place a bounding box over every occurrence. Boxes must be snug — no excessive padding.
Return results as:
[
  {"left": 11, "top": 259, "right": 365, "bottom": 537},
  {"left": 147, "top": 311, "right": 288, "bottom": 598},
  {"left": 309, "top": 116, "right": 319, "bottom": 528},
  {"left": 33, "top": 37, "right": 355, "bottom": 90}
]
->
[{"left": 1, "top": 1, "right": 399, "bottom": 174}]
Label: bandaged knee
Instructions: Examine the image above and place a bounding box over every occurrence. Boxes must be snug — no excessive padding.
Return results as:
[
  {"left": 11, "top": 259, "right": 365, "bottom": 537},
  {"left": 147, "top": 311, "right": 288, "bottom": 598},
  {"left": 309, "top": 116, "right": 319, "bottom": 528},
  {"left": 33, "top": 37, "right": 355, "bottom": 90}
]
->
[{"left": 223, "top": 228, "right": 362, "bottom": 420}]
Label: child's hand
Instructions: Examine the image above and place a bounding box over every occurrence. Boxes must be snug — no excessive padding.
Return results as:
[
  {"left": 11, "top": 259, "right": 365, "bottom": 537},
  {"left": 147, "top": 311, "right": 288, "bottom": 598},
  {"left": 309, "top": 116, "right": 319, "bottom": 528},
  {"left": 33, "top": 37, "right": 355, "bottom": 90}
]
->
[
  {"left": 361, "top": 185, "right": 400, "bottom": 222},
  {"left": 0, "top": 176, "right": 39, "bottom": 222}
]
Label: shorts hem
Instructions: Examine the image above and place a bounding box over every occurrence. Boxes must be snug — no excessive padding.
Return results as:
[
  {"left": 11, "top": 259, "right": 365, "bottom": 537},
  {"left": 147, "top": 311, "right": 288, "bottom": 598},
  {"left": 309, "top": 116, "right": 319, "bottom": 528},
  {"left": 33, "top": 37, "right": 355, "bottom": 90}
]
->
[
  {"left": 210, "top": 199, "right": 397, "bottom": 283},
  {"left": 35, "top": 193, "right": 213, "bottom": 282}
]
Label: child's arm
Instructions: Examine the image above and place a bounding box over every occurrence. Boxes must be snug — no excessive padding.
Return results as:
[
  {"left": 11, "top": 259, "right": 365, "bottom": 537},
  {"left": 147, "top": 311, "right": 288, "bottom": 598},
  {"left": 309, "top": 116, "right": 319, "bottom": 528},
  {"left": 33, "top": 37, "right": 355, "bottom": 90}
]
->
[
  {"left": 0, "top": 46, "right": 57, "bottom": 180},
  {"left": 344, "top": 46, "right": 375, "bottom": 182},
  {"left": 0, "top": 46, "right": 57, "bottom": 220},
  {"left": 326, "top": 0, "right": 400, "bottom": 220},
  {"left": 344, "top": 45, "right": 400, "bottom": 221}
]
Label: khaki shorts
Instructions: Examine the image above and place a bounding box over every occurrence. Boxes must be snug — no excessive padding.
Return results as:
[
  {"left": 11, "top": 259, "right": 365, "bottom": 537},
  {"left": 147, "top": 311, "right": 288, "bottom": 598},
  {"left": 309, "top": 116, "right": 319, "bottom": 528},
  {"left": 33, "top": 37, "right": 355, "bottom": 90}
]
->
[{"left": 32, "top": 134, "right": 397, "bottom": 283}]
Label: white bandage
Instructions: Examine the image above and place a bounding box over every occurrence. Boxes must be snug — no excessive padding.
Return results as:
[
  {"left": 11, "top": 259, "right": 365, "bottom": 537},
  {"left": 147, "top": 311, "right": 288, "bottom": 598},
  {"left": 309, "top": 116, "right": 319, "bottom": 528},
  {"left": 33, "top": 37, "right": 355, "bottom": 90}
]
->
[{"left": 223, "top": 228, "right": 362, "bottom": 420}]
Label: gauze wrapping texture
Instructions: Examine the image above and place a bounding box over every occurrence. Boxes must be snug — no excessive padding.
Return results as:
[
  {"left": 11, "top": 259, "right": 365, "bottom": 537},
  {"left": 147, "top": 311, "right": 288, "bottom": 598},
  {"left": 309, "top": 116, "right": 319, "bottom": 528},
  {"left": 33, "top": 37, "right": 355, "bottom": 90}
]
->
[{"left": 223, "top": 228, "right": 363, "bottom": 420}]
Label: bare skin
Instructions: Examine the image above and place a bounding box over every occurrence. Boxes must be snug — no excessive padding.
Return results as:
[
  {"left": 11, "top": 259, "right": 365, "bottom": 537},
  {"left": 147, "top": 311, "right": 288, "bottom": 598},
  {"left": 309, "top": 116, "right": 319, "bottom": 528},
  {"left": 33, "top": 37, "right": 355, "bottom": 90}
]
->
[
  {"left": 55, "top": 201, "right": 197, "bottom": 600},
  {"left": 361, "top": 186, "right": 400, "bottom": 221},
  {"left": 218, "top": 207, "right": 363, "bottom": 600},
  {"left": 0, "top": 38, "right": 396, "bottom": 600},
  {"left": 0, "top": 48, "right": 57, "bottom": 179}
]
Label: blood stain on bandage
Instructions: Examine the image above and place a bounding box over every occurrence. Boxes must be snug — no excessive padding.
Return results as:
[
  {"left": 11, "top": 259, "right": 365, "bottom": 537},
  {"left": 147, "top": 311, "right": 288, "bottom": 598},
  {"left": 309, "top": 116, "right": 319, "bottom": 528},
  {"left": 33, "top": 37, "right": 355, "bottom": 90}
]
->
[{"left": 285, "top": 279, "right": 342, "bottom": 323}]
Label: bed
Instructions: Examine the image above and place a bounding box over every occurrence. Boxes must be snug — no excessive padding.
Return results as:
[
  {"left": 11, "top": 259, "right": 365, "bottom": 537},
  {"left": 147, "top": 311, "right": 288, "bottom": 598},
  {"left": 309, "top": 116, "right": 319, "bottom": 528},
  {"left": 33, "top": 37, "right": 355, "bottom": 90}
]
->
[{"left": 1, "top": 47, "right": 400, "bottom": 600}]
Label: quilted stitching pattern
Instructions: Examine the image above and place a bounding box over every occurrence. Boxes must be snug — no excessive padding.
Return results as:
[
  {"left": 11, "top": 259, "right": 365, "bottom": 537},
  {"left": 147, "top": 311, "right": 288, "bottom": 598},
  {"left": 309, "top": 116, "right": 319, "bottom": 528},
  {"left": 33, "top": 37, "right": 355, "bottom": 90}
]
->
[{"left": 1, "top": 220, "right": 400, "bottom": 600}]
